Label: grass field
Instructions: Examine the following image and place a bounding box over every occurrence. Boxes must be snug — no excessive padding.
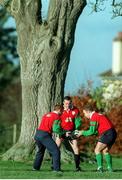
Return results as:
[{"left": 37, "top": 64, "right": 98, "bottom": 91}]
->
[{"left": 0, "top": 157, "right": 122, "bottom": 179}]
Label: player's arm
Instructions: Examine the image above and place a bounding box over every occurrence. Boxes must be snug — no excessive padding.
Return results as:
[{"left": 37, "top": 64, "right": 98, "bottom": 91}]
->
[
  {"left": 52, "top": 119, "right": 64, "bottom": 135},
  {"left": 79, "top": 121, "right": 98, "bottom": 136},
  {"left": 74, "top": 115, "right": 82, "bottom": 130}
]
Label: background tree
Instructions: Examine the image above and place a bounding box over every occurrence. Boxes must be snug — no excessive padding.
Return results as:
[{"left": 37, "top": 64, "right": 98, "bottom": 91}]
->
[
  {"left": 0, "top": 8, "right": 19, "bottom": 90},
  {"left": 0, "top": 8, "right": 21, "bottom": 153},
  {"left": 0, "top": 0, "right": 121, "bottom": 161}
]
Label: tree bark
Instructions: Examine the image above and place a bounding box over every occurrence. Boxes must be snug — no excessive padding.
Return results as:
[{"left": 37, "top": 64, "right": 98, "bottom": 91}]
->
[{"left": 1, "top": 0, "right": 86, "bottom": 160}]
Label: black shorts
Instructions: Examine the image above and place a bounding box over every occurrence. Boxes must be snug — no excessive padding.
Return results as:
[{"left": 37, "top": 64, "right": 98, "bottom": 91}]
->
[{"left": 98, "top": 128, "right": 117, "bottom": 147}]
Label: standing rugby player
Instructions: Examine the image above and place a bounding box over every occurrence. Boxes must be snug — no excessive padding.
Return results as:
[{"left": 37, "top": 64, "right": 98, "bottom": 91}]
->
[
  {"left": 55, "top": 96, "right": 82, "bottom": 171},
  {"left": 33, "top": 104, "right": 63, "bottom": 172},
  {"left": 77, "top": 104, "right": 117, "bottom": 172}
]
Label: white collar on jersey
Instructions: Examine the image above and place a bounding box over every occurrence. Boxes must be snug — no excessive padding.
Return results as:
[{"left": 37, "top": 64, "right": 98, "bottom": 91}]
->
[
  {"left": 53, "top": 111, "right": 59, "bottom": 114},
  {"left": 90, "top": 111, "right": 95, "bottom": 118}
]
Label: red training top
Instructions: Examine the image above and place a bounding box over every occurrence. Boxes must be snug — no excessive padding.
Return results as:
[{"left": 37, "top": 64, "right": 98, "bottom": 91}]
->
[
  {"left": 91, "top": 112, "right": 114, "bottom": 135},
  {"left": 38, "top": 112, "right": 60, "bottom": 133},
  {"left": 61, "top": 107, "right": 79, "bottom": 131}
]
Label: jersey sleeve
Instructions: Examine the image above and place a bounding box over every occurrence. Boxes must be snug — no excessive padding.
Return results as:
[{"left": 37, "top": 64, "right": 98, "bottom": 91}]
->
[
  {"left": 82, "top": 121, "right": 98, "bottom": 136},
  {"left": 74, "top": 116, "right": 82, "bottom": 130},
  {"left": 52, "top": 119, "right": 63, "bottom": 135}
]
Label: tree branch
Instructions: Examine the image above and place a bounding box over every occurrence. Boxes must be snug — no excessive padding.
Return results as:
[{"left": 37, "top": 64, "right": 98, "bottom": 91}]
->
[
  {"left": 20, "top": 0, "right": 40, "bottom": 27},
  {"left": 36, "top": 0, "right": 42, "bottom": 24},
  {"left": 112, "top": 0, "right": 115, "bottom": 6},
  {"left": 57, "top": 0, "right": 86, "bottom": 47},
  {"left": 57, "top": 0, "right": 68, "bottom": 42},
  {"left": 0, "top": 0, "right": 41, "bottom": 28},
  {"left": 65, "top": 0, "right": 86, "bottom": 47},
  {"left": 111, "top": 1, "right": 122, "bottom": 18},
  {"left": 47, "top": 0, "right": 61, "bottom": 36}
]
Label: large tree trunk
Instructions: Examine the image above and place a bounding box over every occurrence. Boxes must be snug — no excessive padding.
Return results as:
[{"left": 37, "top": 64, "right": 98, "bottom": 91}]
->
[{"left": 1, "top": 0, "right": 86, "bottom": 161}]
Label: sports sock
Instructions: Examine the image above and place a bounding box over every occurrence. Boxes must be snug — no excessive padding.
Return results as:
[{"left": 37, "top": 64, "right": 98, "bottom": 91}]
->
[
  {"left": 96, "top": 153, "right": 103, "bottom": 168},
  {"left": 74, "top": 154, "right": 80, "bottom": 169},
  {"left": 104, "top": 153, "right": 112, "bottom": 169}
]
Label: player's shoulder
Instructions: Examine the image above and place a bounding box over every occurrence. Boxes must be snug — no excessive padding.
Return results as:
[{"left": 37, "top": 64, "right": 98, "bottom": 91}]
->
[
  {"left": 93, "top": 112, "right": 105, "bottom": 117},
  {"left": 91, "top": 112, "right": 103, "bottom": 121},
  {"left": 45, "top": 112, "right": 52, "bottom": 117},
  {"left": 72, "top": 106, "right": 79, "bottom": 112},
  {"left": 71, "top": 106, "right": 79, "bottom": 115},
  {"left": 44, "top": 112, "right": 58, "bottom": 120},
  {"left": 51, "top": 111, "right": 60, "bottom": 118}
]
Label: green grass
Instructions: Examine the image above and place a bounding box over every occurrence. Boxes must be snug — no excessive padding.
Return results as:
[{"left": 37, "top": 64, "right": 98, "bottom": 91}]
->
[{"left": 0, "top": 157, "right": 122, "bottom": 179}]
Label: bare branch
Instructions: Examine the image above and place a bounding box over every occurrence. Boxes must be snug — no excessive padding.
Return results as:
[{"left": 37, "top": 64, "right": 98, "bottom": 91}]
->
[
  {"left": 111, "top": 1, "right": 122, "bottom": 18},
  {"left": 112, "top": 0, "right": 115, "bottom": 6},
  {"left": 88, "top": 0, "right": 106, "bottom": 13},
  {"left": 87, "top": 0, "right": 122, "bottom": 18}
]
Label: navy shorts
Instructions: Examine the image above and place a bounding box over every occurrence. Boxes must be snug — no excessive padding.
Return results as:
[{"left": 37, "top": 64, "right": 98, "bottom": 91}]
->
[{"left": 98, "top": 128, "right": 117, "bottom": 147}]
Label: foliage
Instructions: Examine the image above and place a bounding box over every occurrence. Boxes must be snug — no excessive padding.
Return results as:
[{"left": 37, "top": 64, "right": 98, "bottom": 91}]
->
[
  {"left": 100, "top": 80, "right": 122, "bottom": 111},
  {"left": 0, "top": 59, "right": 20, "bottom": 90},
  {"left": 0, "top": 81, "right": 22, "bottom": 153},
  {"left": 0, "top": 8, "right": 21, "bottom": 153},
  {"left": 108, "top": 105, "right": 122, "bottom": 154},
  {"left": 0, "top": 8, "right": 19, "bottom": 90},
  {"left": 90, "top": 86, "right": 106, "bottom": 112},
  {"left": 72, "top": 85, "right": 122, "bottom": 155}
]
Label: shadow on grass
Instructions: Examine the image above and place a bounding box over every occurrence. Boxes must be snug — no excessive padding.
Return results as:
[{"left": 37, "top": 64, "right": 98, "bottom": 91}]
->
[{"left": 114, "top": 169, "right": 122, "bottom": 172}]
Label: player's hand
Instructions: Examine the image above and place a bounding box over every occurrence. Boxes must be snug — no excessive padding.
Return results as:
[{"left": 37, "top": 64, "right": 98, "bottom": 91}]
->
[
  {"left": 65, "top": 131, "right": 71, "bottom": 137},
  {"left": 74, "top": 130, "right": 84, "bottom": 137}
]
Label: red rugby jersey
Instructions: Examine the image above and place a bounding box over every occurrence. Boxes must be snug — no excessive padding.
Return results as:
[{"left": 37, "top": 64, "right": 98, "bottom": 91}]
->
[
  {"left": 91, "top": 112, "right": 114, "bottom": 135},
  {"left": 38, "top": 111, "right": 60, "bottom": 133},
  {"left": 61, "top": 107, "right": 79, "bottom": 131}
]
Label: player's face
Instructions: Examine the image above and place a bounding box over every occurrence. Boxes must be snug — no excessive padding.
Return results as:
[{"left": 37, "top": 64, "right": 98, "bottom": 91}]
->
[
  {"left": 83, "top": 110, "right": 90, "bottom": 118},
  {"left": 58, "top": 108, "right": 63, "bottom": 115},
  {"left": 63, "top": 100, "right": 72, "bottom": 110}
]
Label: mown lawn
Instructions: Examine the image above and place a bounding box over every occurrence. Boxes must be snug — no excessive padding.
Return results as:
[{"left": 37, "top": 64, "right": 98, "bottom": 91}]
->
[{"left": 0, "top": 156, "right": 122, "bottom": 179}]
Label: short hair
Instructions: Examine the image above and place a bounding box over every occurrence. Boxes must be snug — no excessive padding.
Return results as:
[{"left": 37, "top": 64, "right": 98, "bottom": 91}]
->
[
  {"left": 63, "top": 96, "right": 72, "bottom": 101},
  {"left": 54, "top": 104, "right": 63, "bottom": 111},
  {"left": 83, "top": 104, "right": 94, "bottom": 112}
]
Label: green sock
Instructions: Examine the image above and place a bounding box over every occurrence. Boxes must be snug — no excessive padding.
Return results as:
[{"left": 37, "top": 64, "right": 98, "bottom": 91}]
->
[
  {"left": 96, "top": 153, "right": 103, "bottom": 168},
  {"left": 104, "top": 153, "right": 112, "bottom": 169}
]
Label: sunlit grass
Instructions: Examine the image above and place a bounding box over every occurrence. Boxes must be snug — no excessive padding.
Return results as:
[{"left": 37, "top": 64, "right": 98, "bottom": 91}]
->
[{"left": 0, "top": 156, "right": 122, "bottom": 179}]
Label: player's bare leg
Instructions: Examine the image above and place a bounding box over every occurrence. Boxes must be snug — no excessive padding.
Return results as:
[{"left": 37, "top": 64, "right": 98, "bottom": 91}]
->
[{"left": 55, "top": 136, "right": 62, "bottom": 148}]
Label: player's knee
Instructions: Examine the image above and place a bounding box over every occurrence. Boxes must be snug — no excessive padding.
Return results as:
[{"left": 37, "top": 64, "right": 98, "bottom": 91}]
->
[
  {"left": 56, "top": 139, "right": 62, "bottom": 147},
  {"left": 103, "top": 149, "right": 109, "bottom": 154},
  {"left": 94, "top": 147, "right": 100, "bottom": 154}
]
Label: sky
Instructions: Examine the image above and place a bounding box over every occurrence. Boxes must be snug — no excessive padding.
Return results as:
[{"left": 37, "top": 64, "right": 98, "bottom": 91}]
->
[
  {"left": 64, "top": 3, "right": 122, "bottom": 94},
  {"left": 5, "top": 0, "right": 122, "bottom": 94}
]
